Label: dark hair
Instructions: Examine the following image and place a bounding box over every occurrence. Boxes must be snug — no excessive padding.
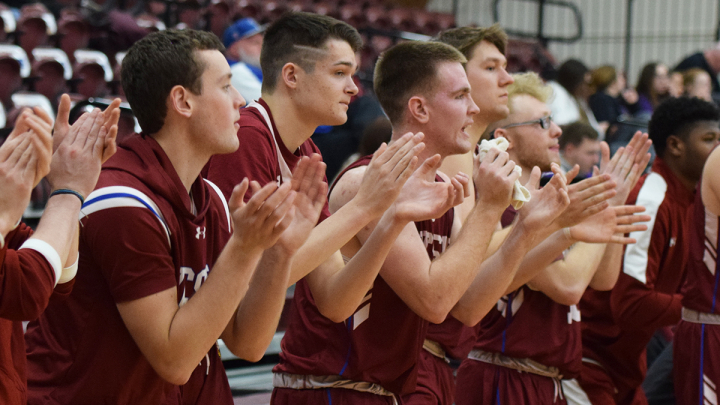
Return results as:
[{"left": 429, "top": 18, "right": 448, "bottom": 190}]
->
[
  {"left": 636, "top": 62, "right": 658, "bottom": 97},
  {"left": 435, "top": 24, "right": 508, "bottom": 59},
  {"left": 260, "top": 12, "right": 362, "bottom": 94},
  {"left": 374, "top": 41, "right": 466, "bottom": 125},
  {"left": 556, "top": 59, "right": 589, "bottom": 96},
  {"left": 121, "top": 29, "right": 224, "bottom": 136},
  {"left": 648, "top": 96, "right": 720, "bottom": 157},
  {"left": 559, "top": 121, "right": 599, "bottom": 150}
]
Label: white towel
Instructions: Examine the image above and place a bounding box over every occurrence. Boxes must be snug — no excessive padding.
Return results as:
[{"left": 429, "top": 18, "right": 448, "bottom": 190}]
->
[{"left": 477, "top": 137, "right": 530, "bottom": 209}]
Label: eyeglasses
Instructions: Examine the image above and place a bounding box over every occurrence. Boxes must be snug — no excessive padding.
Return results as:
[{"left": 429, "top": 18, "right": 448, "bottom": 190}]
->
[{"left": 502, "top": 115, "right": 553, "bottom": 130}]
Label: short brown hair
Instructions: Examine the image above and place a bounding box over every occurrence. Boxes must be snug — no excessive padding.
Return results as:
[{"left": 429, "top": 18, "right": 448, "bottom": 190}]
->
[
  {"left": 559, "top": 121, "right": 599, "bottom": 150},
  {"left": 374, "top": 41, "right": 466, "bottom": 125},
  {"left": 435, "top": 24, "right": 508, "bottom": 60},
  {"left": 121, "top": 29, "right": 224, "bottom": 136},
  {"left": 260, "top": 12, "right": 363, "bottom": 94}
]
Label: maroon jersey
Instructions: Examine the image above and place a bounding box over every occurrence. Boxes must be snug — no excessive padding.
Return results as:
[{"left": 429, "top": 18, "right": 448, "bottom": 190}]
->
[
  {"left": 273, "top": 155, "right": 454, "bottom": 396},
  {"left": 204, "top": 98, "right": 330, "bottom": 222},
  {"left": 25, "top": 134, "right": 233, "bottom": 405},
  {"left": 472, "top": 206, "right": 582, "bottom": 378},
  {"left": 0, "top": 224, "right": 73, "bottom": 404},
  {"left": 580, "top": 157, "right": 693, "bottom": 402},
  {"left": 681, "top": 181, "right": 720, "bottom": 313},
  {"left": 673, "top": 180, "right": 720, "bottom": 405}
]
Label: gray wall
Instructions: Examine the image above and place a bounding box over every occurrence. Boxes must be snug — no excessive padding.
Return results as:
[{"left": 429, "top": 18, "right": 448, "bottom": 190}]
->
[{"left": 427, "top": 0, "right": 719, "bottom": 85}]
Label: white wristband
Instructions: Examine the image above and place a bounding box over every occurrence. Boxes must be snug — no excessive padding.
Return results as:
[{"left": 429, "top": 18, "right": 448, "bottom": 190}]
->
[
  {"left": 19, "top": 239, "right": 63, "bottom": 286},
  {"left": 58, "top": 254, "right": 79, "bottom": 284}
]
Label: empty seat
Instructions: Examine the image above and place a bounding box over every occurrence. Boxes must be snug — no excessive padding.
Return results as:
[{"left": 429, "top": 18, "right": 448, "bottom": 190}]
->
[
  {"left": 57, "top": 10, "right": 89, "bottom": 64},
  {"left": 0, "top": 44, "right": 30, "bottom": 114},
  {"left": 73, "top": 49, "right": 113, "bottom": 99},
  {"left": 31, "top": 48, "right": 72, "bottom": 107},
  {"left": 17, "top": 4, "right": 57, "bottom": 59}
]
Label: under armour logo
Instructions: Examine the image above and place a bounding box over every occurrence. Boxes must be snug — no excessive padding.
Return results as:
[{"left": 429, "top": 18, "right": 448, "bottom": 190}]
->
[
  {"left": 669, "top": 237, "right": 676, "bottom": 247},
  {"left": 196, "top": 227, "right": 206, "bottom": 239}
]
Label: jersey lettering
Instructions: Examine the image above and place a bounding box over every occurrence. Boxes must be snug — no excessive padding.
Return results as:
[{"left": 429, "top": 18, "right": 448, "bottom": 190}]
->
[
  {"left": 419, "top": 230, "right": 448, "bottom": 259},
  {"left": 567, "top": 305, "right": 581, "bottom": 324},
  {"left": 178, "top": 264, "right": 210, "bottom": 307},
  {"left": 196, "top": 226, "right": 206, "bottom": 239}
]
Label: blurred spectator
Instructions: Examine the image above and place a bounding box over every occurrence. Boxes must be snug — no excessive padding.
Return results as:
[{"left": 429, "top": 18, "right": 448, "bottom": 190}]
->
[
  {"left": 588, "top": 65, "right": 637, "bottom": 129},
  {"left": 635, "top": 62, "right": 671, "bottom": 117},
  {"left": 559, "top": 121, "right": 600, "bottom": 179},
  {"left": 224, "top": 17, "right": 264, "bottom": 103},
  {"left": 681, "top": 68, "right": 713, "bottom": 102},
  {"left": 548, "top": 59, "right": 604, "bottom": 137},
  {"left": 669, "top": 70, "right": 684, "bottom": 98},
  {"left": 675, "top": 43, "right": 720, "bottom": 95},
  {"left": 17, "top": 4, "right": 56, "bottom": 60}
]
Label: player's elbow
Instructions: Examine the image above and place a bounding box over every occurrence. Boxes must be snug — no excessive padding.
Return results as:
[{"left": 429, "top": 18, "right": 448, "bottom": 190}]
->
[
  {"left": 418, "top": 303, "right": 449, "bottom": 325},
  {"left": 317, "top": 304, "right": 354, "bottom": 324},
  {"left": 231, "top": 344, "right": 266, "bottom": 363},
  {"left": 552, "top": 288, "right": 583, "bottom": 306},
  {"left": 156, "top": 364, "right": 193, "bottom": 386}
]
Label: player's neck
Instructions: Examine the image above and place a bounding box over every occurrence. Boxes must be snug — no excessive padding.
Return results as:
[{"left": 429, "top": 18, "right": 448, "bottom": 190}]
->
[
  {"left": 263, "top": 93, "right": 319, "bottom": 152},
  {"left": 391, "top": 124, "right": 444, "bottom": 163},
  {"left": 466, "top": 121, "right": 489, "bottom": 146},
  {"left": 153, "top": 124, "right": 209, "bottom": 193},
  {"left": 663, "top": 156, "right": 699, "bottom": 192}
]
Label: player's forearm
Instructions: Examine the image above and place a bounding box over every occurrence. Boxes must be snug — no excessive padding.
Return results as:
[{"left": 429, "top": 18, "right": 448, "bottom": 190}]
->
[
  {"left": 161, "top": 239, "right": 264, "bottom": 380},
  {"left": 505, "top": 231, "right": 573, "bottom": 293},
  {"left": 527, "top": 242, "right": 606, "bottom": 306},
  {"left": 311, "top": 213, "right": 407, "bottom": 322},
  {"left": 407, "top": 206, "right": 501, "bottom": 322},
  {"left": 451, "top": 221, "right": 541, "bottom": 326},
  {"left": 588, "top": 243, "right": 623, "bottom": 290},
  {"left": 222, "top": 246, "right": 292, "bottom": 361},
  {"left": 31, "top": 194, "right": 82, "bottom": 267},
  {"left": 288, "top": 199, "right": 375, "bottom": 285}
]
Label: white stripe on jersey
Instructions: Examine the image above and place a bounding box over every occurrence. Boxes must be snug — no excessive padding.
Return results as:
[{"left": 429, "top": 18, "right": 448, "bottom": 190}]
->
[
  {"left": 624, "top": 172, "right": 667, "bottom": 284},
  {"left": 203, "top": 179, "right": 231, "bottom": 231},
  {"left": 706, "top": 207, "right": 719, "bottom": 276},
  {"left": 704, "top": 373, "right": 717, "bottom": 405},
  {"left": 81, "top": 186, "right": 171, "bottom": 247}
]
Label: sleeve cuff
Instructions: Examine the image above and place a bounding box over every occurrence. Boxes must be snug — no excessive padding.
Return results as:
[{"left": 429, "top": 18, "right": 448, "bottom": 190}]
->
[
  {"left": 58, "top": 254, "right": 79, "bottom": 284},
  {"left": 19, "top": 239, "right": 63, "bottom": 286}
]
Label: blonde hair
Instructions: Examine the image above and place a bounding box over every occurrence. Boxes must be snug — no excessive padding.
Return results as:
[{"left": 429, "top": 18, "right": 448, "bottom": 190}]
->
[{"left": 507, "top": 71, "right": 553, "bottom": 114}]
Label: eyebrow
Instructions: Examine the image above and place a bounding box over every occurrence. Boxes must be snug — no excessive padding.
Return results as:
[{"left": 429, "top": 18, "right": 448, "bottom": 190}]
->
[
  {"left": 218, "top": 72, "right": 232, "bottom": 83},
  {"left": 333, "top": 60, "right": 359, "bottom": 73}
]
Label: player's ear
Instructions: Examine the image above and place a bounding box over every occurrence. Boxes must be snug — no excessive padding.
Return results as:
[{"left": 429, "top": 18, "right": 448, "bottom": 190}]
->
[
  {"left": 281, "top": 62, "right": 299, "bottom": 90},
  {"left": 169, "top": 85, "right": 192, "bottom": 118},
  {"left": 407, "top": 96, "right": 429, "bottom": 124},
  {"left": 494, "top": 128, "right": 513, "bottom": 149},
  {"left": 666, "top": 134, "right": 684, "bottom": 158}
]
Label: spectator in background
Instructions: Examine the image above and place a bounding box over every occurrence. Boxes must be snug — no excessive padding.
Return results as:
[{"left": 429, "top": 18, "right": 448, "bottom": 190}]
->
[
  {"left": 559, "top": 121, "right": 601, "bottom": 179},
  {"left": 675, "top": 43, "right": 720, "bottom": 95},
  {"left": 635, "top": 62, "right": 671, "bottom": 117},
  {"left": 669, "top": 71, "right": 684, "bottom": 98},
  {"left": 548, "top": 59, "right": 605, "bottom": 138},
  {"left": 224, "top": 17, "right": 265, "bottom": 103},
  {"left": 589, "top": 65, "right": 637, "bottom": 129},
  {"left": 681, "top": 68, "right": 713, "bottom": 102}
]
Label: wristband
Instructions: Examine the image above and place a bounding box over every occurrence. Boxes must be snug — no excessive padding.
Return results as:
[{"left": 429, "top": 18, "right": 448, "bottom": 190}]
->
[
  {"left": 50, "top": 189, "right": 85, "bottom": 205},
  {"left": 0, "top": 232, "right": 4, "bottom": 249}
]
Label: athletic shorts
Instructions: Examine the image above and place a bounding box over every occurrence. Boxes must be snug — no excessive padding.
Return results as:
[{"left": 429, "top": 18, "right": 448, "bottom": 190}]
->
[
  {"left": 673, "top": 320, "right": 720, "bottom": 405},
  {"left": 400, "top": 349, "right": 454, "bottom": 405},
  {"left": 271, "top": 387, "right": 396, "bottom": 405},
  {"left": 454, "top": 358, "right": 567, "bottom": 405},
  {"left": 576, "top": 360, "right": 648, "bottom": 405}
]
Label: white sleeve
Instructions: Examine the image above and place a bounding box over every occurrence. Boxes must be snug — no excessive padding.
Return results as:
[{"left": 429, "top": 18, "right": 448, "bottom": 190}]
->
[{"left": 19, "top": 238, "right": 62, "bottom": 286}]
